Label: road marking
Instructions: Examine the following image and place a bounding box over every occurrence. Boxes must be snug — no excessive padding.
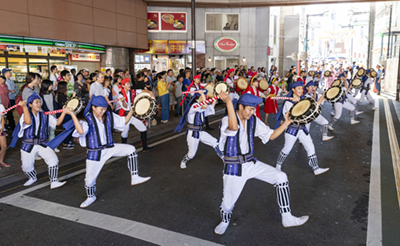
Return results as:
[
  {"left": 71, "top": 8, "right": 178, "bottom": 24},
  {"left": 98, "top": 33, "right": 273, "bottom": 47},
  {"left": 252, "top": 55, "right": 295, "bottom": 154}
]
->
[
  {"left": 0, "top": 194, "right": 222, "bottom": 246},
  {"left": 0, "top": 118, "right": 226, "bottom": 245},
  {"left": 383, "top": 98, "right": 400, "bottom": 208},
  {"left": 367, "top": 99, "right": 382, "bottom": 246}
]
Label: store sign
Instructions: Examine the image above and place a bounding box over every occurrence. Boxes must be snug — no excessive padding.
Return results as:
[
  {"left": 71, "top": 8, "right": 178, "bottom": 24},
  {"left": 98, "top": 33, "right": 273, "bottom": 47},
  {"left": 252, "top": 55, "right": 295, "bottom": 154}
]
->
[
  {"left": 186, "top": 41, "right": 206, "bottom": 54},
  {"left": 168, "top": 41, "right": 186, "bottom": 54},
  {"left": 214, "top": 37, "right": 240, "bottom": 53},
  {"left": 54, "top": 41, "right": 77, "bottom": 48},
  {"left": 70, "top": 53, "right": 100, "bottom": 62},
  {"left": 148, "top": 12, "right": 187, "bottom": 32},
  {"left": 20, "top": 45, "right": 38, "bottom": 53},
  {"left": 152, "top": 40, "right": 168, "bottom": 53}
]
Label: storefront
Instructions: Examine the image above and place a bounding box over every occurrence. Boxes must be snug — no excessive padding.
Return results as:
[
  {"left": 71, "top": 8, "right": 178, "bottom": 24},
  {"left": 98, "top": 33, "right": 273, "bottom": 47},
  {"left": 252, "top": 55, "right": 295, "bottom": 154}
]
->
[
  {"left": 134, "top": 40, "right": 205, "bottom": 75},
  {"left": 0, "top": 35, "right": 105, "bottom": 82}
]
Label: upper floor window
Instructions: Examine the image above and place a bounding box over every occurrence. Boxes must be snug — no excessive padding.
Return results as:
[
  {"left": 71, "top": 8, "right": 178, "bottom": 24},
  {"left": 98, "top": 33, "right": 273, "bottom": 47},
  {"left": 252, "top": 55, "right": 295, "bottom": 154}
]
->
[{"left": 206, "top": 13, "right": 239, "bottom": 32}]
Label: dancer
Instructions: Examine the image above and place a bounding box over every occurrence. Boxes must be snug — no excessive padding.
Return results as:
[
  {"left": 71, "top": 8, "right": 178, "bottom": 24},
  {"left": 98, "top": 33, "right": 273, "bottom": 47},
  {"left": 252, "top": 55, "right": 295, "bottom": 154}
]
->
[
  {"left": 264, "top": 76, "right": 281, "bottom": 125},
  {"left": 61, "top": 95, "right": 151, "bottom": 208},
  {"left": 224, "top": 68, "right": 239, "bottom": 100},
  {"left": 328, "top": 74, "right": 360, "bottom": 131},
  {"left": 357, "top": 70, "right": 377, "bottom": 111},
  {"left": 304, "top": 80, "right": 334, "bottom": 141},
  {"left": 243, "top": 74, "right": 267, "bottom": 120},
  {"left": 214, "top": 91, "right": 308, "bottom": 235},
  {"left": 117, "top": 78, "right": 154, "bottom": 151},
  {"left": 274, "top": 81, "right": 329, "bottom": 175},
  {"left": 175, "top": 90, "right": 223, "bottom": 169},
  {"left": 10, "top": 93, "right": 66, "bottom": 188}
]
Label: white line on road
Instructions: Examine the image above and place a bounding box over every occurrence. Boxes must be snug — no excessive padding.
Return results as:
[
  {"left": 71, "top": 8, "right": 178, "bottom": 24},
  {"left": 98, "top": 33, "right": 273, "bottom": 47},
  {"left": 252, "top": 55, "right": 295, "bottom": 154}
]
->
[
  {"left": 1, "top": 195, "right": 222, "bottom": 246},
  {"left": 367, "top": 99, "right": 382, "bottom": 246}
]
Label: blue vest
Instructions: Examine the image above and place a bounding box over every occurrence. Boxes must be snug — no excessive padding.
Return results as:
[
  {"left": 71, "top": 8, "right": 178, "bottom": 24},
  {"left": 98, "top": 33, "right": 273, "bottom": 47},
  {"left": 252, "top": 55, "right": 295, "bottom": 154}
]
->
[
  {"left": 223, "top": 115, "right": 256, "bottom": 176},
  {"left": 85, "top": 111, "right": 115, "bottom": 161},
  {"left": 21, "top": 112, "right": 49, "bottom": 153},
  {"left": 186, "top": 112, "right": 204, "bottom": 139}
]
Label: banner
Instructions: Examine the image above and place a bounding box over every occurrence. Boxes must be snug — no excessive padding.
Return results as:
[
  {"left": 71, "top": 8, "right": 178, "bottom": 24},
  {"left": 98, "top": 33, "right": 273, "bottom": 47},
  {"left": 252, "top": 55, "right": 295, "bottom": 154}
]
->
[
  {"left": 318, "top": 30, "right": 356, "bottom": 39},
  {"left": 168, "top": 41, "right": 187, "bottom": 54},
  {"left": 152, "top": 40, "right": 168, "bottom": 53},
  {"left": 70, "top": 53, "right": 100, "bottom": 62},
  {"left": 148, "top": 12, "right": 187, "bottom": 32}
]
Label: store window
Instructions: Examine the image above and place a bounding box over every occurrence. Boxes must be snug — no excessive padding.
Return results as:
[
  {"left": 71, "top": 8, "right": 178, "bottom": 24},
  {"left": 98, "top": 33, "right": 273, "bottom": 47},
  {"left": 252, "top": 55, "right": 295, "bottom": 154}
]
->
[
  {"left": 206, "top": 13, "right": 239, "bottom": 32},
  {"left": 8, "top": 57, "right": 27, "bottom": 82}
]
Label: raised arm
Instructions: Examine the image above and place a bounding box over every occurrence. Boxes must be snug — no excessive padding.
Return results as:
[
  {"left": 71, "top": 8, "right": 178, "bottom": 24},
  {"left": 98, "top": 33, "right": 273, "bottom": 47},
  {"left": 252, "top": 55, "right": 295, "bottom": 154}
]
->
[
  {"left": 270, "top": 112, "right": 291, "bottom": 140},
  {"left": 220, "top": 91, "right": 238, "bottom": 131},
  {"left": 20, "top": 101, "right": 31, "bottom": 125}
]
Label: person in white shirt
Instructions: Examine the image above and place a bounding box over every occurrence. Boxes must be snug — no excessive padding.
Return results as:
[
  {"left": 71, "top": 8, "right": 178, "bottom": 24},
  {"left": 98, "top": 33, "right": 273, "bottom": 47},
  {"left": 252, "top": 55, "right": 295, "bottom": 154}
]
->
[
  {"left": 49, "top": 65, "right": 58, "bottom": 91},
  {"left": 214, "top": 91, "right": 308, "bottom": 235}
]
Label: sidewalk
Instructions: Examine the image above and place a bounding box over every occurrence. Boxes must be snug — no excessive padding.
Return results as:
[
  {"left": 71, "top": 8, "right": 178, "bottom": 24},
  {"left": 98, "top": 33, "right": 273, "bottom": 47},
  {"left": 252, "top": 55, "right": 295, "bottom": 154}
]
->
[{"left": 0, "top": 104, "right": 226, "bottom": 187}]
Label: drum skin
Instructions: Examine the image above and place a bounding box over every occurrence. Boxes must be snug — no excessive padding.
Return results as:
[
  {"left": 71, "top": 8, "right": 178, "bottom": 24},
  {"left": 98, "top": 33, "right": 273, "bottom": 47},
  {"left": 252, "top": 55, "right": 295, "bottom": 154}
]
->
[
  {"left": 324, "top": 70, "right": 331, "bottom": 77},
  {"left": 288, "top": 97, "right": 321, "bottom": 125},
  {"left": 133, "top": 96, "right": 157, "bottom": 119},
  {"left": 237, "top": 77, "right": 248, "bottom": 90},
  {"left": 325, "top": 86, "right": 344, "bottom": 103},
  {"left": 214, "top": 82, "right": 229, "bottom": 95},
  {"left": 259, "top": 79, "right": 269, "bottom": 91},
  {"left": 351, "top": 78, "right": 363, "bottom": 89},
  {"left": 65, "top": 97, "right": 84, "bottom": 114},
  {"left": 330, "top": 79, "right": 343, "bottom": 88},
  {"left": 205, "top": 83, "right": 215, "bottom": 98},
  {"left": 357, "top": 68, "right": 366, "bottom": 77}
]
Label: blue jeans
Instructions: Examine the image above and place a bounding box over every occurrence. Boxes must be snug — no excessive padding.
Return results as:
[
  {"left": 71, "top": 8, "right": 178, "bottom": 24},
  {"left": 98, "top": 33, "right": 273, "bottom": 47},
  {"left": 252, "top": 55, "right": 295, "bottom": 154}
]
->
[
  {"left": 175, "top": 96, "right": 182, "bottom": 115},
  {"left": 160, "top": 94, "right": 170, "bottom": 121},
  {"left": 375, "top": 78, "right": 381, "bottom": 92},
  {"left": 183, "top": 94, "right": 191, "bottom": 111}
]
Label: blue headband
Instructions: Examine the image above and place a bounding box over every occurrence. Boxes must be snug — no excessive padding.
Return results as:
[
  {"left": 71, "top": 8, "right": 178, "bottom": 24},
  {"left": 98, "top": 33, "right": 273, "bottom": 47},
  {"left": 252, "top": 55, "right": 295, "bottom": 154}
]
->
[
  {"left": 305, "top": 81, "right": 314, "bottom": 88},
  {"left": 84, "top": 95, "right": 109, "bottom": 115},
  {"left": 366, "top": 69, "right": 371, "bottom": 73},
  {"left": 27, "top": 92, "right": 41, "bottom": 106}
]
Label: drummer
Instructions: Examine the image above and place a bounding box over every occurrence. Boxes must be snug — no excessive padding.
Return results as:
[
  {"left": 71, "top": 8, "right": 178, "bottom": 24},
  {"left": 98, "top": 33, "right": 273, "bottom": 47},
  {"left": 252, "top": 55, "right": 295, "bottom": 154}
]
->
[
  {"left": 264, "top": 76, "right": 282, "bottom": 125},
  {"left": 189, "top": 74, "right": 203, "bottom": 96},
  {"left": 328, "top": 74, "right": 361, "bottom": 131},
  {"left": 304, "top": 79, "right": 334, "bottom": 142},
  {"left": 224, "top": 68, "right": 239, "bottom": 100},
  {"left": 65, "top": 95, "right": 151, "bottom": 208},
  {"left": 341, "top": 72, "right": 363, "bottom": 115},
  {"left": 357, "top": 69, "right": 377, "bottom": 111},
  {"left": 174, "top": 89, "right": 223, "bottom": 169},
  {"left": 117, "top": 78, "right": 154, "bottom": 152},
  {"left": 214, "top": 91, "right": 308, "bottom": 235},
  {"left": 242, "top": 73, "right": 267, "bottom": 120},
  {"left": 274, "top": 81, "right": 330, "bottom": 175}
]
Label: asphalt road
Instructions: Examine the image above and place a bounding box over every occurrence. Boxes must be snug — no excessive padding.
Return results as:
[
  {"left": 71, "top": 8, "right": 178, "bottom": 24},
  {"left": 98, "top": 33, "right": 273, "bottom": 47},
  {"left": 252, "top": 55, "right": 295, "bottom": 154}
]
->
[{"left": 0, "top": 101, "right": 374, "bottom": 246}]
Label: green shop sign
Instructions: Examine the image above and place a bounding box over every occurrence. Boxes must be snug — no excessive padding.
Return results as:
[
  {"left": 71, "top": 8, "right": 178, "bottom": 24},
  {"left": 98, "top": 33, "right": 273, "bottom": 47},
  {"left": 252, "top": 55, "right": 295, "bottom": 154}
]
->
[{"left": 0, "top": 35, "right": 105, "bottom": 52}]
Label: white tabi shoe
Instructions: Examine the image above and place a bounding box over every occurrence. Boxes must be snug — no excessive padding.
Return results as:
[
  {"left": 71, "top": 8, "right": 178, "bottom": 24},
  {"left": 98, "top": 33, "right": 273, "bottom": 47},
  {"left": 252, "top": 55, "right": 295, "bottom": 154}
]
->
[
  {"left": 131, "top": 175, "right": 151, "bottom": 186},
  {"left": 180, "top": 161, "right": 187, "bottom": 169},
  {"left": 282, "top": 212, "right": 309, "bottom": 228},
  {"left": 50, "top": 181, "right": 67, "bottom": 189},
  {"left": 276, "top": 164, "right": 282, "bottom": 171},
  {"left": 351, "top": 119, "right": 360, "bottom": 125},
  {"left": 80, "top": 196, "right": 97, "bottom": 208},
  {"left": 330, "top": 111, "right": 335, "bottom": 116},
  {"left": 214, "top": 221, "right": 230, "bottom": 235},
  {"left": 322, "top": 136, "right": 334, "bottom": 142},
  {"left": 372, "top": 107, "right": 377, "bottom": 111},
  {"left": 24, "top": 178, "right": 37, "bottom": 186},
  {"left": 314, "top": 167, "right": 330, "bottom": 176},
  {"left": 355, "top": 111, "right": 364, "bottom": 115}
]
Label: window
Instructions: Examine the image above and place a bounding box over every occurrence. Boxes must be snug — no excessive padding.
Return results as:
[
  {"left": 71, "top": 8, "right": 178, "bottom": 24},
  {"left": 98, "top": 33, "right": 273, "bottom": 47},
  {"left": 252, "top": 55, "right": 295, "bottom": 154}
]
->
[{"left": 205, "top": 13, "right": 239, "bottom": 32}]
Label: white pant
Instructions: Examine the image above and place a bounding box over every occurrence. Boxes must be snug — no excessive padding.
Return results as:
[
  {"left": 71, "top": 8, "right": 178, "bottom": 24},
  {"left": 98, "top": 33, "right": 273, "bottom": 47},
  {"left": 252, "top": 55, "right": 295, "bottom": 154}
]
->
[
  {"left": 186, "top": 131, "right": 218, "bottom": 159},
  {"left": 313, "top": 114, "right": 328, "bottom": 125},
  {"left": 334, "top": 101, "right": 354, "bottom": 120},
  {"left": 85, "top": 143, "right": 136, "bottom": 187},
  {"left": 221, "top": 161, "right": 288, "bottom": 212},
  {"left": 281, "top": 131, "right": 315, "bottom": 157},
  {"left": 346, "top": 93, "right": 357, "bottom": 105},
  {"left": 229, "top": 92, "right": 240, "bottom": 101},
  {"left": 21, "top": 145, "right": 58, "bottom": 172},
  {"left": 359, "top": 91, "right": 373, "bottom": 104},
  {"left": 121, "top": 117, "right": 147, "bottom": 138},
  {"left": 353, "top": 88, "right": 360, "bottom": 98}
]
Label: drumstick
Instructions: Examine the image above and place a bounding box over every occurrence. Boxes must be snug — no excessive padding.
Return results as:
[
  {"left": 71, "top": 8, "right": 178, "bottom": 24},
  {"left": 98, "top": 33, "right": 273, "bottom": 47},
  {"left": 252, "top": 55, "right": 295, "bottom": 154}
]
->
[
  {"left": 2, "top": 100, "right": 27, "bottom": 114},
  {"left": 270, "top": 97, "right": 293, "bottom": 100},
  {"left": 44, "top": 99, "right": 120, "bottom": 115},
  {"left": 193, "top": 96, "right": 218, "bottom": 108},
  {"left": 181, "top": 90, "right": 205, "bottom": 94}
]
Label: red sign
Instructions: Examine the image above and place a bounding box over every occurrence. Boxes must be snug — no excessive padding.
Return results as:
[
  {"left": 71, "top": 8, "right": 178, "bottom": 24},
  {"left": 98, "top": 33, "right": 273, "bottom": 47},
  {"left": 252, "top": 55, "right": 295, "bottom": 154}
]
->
[
  {"left": 70, "top": 53, "right": 100, "bottom": 62},
  {"left": 152, "top": 40, "right": 168, "bottom": 53},
  {"left": 160, "top": 12, "right": 186, "bottom": 32},
  {"left": 168, "top": 41, "right": 187, "bottom": 54},
  {"left": 147, "top": 12, "right": 160, "bottom": 31},
  {"left": 214, "top": 37, "right": 240, "bottom": 52}
]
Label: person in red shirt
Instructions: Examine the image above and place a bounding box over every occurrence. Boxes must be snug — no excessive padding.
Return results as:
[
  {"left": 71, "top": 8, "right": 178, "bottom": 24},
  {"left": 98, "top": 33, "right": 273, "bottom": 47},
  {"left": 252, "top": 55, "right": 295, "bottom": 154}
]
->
[{"left": 242, "top": 73, "right": 266, "bottom": 120}]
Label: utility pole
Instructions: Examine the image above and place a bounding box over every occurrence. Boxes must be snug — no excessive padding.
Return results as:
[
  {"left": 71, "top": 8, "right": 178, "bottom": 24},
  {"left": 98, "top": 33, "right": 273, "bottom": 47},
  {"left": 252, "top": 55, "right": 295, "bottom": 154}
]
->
[
  {"left": 397, "top": 43, "right": 400, "bottom": 101},
  {"left": 387, "top": 5, "right": 392, "bottom": 59},
  {"left": 191, "top": 0, "right": 196, "bottom": 78},
  {"left": 305, "top": 14, "right": 309, "bottom": 70},
  {"left": 367, "top": 3, "right": 375, "bottom": 68}
]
